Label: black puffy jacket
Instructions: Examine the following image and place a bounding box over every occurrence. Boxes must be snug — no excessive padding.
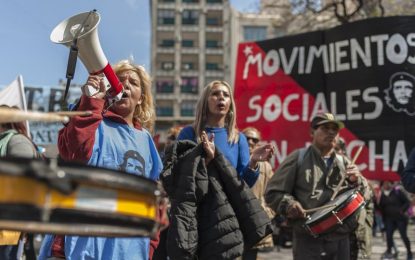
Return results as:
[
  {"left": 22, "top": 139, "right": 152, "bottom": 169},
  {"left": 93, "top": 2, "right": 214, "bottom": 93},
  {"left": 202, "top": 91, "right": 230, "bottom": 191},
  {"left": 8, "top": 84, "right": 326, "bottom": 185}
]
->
[{"left": 161, "top": 140, "right": 273, "bottom": 260}]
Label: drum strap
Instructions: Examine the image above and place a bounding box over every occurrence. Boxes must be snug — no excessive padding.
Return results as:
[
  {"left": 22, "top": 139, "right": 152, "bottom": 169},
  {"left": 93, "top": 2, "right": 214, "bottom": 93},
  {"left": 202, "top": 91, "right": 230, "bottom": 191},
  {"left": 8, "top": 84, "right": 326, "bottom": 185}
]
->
[
  {"left": 297, "top": 147, "right": 346, "bottom": 174},
  {"left": 297, "top": 148, "right": 307, "bottom": 166},
  {"left": 335, "top": 155, "right": 346, "bottom": 174}
]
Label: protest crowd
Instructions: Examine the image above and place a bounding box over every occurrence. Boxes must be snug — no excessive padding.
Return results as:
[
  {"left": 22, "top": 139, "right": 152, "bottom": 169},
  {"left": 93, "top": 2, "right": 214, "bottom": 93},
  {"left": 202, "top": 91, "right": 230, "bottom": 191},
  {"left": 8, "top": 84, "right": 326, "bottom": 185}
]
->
[
  {"left": 2, "top": 5, "right": 415, "bottom": 260},
  {"left": 1, "top": 72, "right": 415, "bottom": 260}
]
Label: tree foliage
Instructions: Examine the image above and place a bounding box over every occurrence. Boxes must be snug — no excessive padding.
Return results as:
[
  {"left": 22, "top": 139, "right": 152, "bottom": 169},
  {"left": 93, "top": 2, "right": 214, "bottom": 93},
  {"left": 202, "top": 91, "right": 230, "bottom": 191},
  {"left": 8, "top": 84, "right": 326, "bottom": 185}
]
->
[
  {"left": 260, "top": 0, "right": 415, "bottom": 34},
  {"left": 289, "top": 0, "right": 383, "bottom": 23}
]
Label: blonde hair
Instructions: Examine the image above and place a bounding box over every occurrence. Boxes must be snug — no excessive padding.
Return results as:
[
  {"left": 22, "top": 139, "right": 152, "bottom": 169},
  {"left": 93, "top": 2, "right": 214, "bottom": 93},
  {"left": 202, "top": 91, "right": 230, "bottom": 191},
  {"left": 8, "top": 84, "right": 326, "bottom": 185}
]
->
[
  {"left": 113, "top": 60, "right": 155, "bottom": 132},
  {"left": 167, "top": 125, "right": 183, "bottom": 140},
  {"left": 193, "top": 80, "right": 239, "bottom": 143}
]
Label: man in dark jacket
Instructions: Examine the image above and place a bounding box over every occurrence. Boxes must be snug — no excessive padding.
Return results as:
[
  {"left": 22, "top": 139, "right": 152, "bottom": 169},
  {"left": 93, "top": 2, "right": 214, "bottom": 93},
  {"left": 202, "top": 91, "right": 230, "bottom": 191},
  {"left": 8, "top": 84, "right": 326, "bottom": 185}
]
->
[
  {"left": 378, "top": 181, "right": 412, "bottom": 260},
  {"left": 161, "top": 140, "right": 272, "bottom": 260}
]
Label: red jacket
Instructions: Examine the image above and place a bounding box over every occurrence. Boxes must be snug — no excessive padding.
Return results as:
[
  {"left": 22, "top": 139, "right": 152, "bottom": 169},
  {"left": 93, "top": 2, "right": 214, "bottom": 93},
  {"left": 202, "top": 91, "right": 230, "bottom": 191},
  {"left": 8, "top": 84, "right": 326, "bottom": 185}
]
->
[{"left": 57, "top": 95, "right": 160, "bottom": 259}]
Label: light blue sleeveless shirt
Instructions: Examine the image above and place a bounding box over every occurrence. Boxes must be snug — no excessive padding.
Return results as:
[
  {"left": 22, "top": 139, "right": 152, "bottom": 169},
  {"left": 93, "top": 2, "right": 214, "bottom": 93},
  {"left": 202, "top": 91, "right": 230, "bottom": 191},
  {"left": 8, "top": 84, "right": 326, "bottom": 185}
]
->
[{"left": 39, "top": 119, "right": 162, "bottom": 260}]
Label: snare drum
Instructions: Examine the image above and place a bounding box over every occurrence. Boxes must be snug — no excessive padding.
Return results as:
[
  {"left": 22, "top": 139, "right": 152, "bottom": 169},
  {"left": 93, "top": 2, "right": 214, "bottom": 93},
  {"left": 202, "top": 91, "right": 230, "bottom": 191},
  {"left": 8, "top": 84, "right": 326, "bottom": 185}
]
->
[
  {"left": 304, "top": 189, "right": 365, "bottom": 237},
  {"left": 0, "top": 158, "right": 163, "bottom": 237}
]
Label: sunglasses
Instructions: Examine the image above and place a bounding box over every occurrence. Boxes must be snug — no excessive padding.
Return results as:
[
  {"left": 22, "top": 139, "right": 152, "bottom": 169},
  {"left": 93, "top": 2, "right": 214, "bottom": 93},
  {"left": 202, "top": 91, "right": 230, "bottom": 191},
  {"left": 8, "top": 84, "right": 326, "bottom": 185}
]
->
[{"left": 246, "top": 137, "right": 259, "bottom": 144}]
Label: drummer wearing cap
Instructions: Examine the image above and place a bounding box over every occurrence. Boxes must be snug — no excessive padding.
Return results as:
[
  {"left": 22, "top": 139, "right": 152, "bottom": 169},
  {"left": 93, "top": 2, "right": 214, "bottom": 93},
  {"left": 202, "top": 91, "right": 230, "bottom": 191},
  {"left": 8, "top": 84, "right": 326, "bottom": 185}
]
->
[{"left": 265, "top": 112, "right": 370, "bottom": 260}]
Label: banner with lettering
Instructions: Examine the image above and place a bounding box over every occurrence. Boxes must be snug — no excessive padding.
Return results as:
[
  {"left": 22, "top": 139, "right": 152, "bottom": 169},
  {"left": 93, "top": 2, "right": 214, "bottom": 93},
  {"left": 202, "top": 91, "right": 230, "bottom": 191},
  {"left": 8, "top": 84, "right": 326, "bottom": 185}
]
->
[
  {"left": 25, "top": 85, "right": 81, "bottom": 145},
  {"left": 234, "top": 16, "right": 415, "bottom": 181}
]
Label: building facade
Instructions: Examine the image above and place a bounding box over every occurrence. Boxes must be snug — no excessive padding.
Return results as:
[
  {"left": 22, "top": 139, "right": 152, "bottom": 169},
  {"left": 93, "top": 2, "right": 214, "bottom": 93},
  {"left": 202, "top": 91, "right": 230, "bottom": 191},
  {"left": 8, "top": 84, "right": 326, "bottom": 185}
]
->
[
  {"left": 150, "top": 0, "right": 233, "bottom": 138},
  {"left": 150, "top": 0, "right": 287, "bottom": 141}
]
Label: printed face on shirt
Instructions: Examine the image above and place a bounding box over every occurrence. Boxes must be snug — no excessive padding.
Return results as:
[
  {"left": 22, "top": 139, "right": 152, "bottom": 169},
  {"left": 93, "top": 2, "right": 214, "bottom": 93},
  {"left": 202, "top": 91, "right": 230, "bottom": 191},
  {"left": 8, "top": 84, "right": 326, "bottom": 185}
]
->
[
  {"left": 111, "top": 71, "right": 143, "bottom": 116},
  {"left": 311, "top": 122, "right": 339, "bottom": 152},
  {"left": 119, "top": 150, "right": 145, "bottom": 176},
  {"left": 207, "top": 83, "right": 231, "bottom": 119},
  {"left": 125, "top": 157, "right": 144, "bottom": 174}
]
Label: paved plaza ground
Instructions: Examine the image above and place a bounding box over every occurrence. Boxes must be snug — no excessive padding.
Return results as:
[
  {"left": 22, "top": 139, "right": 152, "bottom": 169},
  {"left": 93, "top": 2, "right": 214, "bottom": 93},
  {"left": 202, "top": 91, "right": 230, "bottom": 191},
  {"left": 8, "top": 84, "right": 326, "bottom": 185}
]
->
[{"left": 258, "top": 223, "right": 415, "bottom": 259}]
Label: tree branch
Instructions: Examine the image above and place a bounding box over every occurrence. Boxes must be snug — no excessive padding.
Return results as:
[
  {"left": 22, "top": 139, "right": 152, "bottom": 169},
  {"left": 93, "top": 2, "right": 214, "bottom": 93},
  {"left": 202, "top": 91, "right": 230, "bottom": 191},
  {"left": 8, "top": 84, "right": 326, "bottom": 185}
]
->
[
  {"left": 378, "top": 0, "right": 385, "bottom": 16},
  {"left": 346, "top": 0, "right": 364, "bottom": 19},
  {"left": 305, "top": 0, "right": 336, "bottom": 14}
]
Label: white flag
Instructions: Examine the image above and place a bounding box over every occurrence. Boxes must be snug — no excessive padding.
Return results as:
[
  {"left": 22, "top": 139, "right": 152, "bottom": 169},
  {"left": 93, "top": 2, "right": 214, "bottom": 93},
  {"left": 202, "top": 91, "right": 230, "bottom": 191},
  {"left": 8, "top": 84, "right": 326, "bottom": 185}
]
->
[
  {"left": 0, "top": 75, "right": 27, "bottom": 111},
  {"left": 0, "top": 75, "right": 30, "bottom": 132}
]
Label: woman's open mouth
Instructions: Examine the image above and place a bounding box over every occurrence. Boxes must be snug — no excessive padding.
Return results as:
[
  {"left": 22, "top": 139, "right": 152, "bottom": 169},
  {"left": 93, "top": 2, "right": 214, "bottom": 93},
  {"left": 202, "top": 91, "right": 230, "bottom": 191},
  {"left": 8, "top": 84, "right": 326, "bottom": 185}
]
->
[{"left": 217, "top": 103, "right": 226, "bottom": 110}]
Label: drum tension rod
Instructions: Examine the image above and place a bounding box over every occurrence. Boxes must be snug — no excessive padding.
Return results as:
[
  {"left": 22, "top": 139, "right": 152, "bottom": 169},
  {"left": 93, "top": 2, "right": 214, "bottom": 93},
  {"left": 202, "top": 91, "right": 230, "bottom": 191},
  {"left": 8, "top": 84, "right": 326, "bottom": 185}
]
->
[
  {"left": 304, "top": 224, "right": 318, "bottom": 238},
  {"left": 331, "top": 210, "right": 343, "bottom": 225}
]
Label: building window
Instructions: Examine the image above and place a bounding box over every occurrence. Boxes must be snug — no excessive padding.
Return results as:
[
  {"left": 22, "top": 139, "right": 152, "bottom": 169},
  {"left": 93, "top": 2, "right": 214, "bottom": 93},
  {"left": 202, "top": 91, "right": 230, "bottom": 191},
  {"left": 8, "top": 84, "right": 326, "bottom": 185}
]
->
[
  {"left": 181, "top": 77, "right": 198, "bottom": 93},
  {"left": 182, "top": 10, "right": 198, "bottom": 25},
  {"left": 207, "top": 0, "right": 222, "bottom": 3},
  {"left": 243, "top": 26, "right": 267, "bottom": 41},
  {"left": 206, "top": 63, "right": 220, "bottom": 70},
  {"left": 183, "top": 0, "right": 198, "bottom": 3},
  {"left": 156, "top": 106, "right": 174, "bottom": 117},
  {"left": 159, "top": 39, "right": 175, "bottom": 47},
  {"left": 206, "top": 77, "right": 223, "bottom": 84},
  {"left": 206, "top": 17, "right": 220, "bottom": 26},
  {"left": 206, "top": 40, "right": 219, "bottom": 48},
  {"left": 273, "top": 28, "right": 285, "bottom": 38},
  {"left": 182, "top": 40, "right": 194, "bottom": 47},
  {"left": 161, "top": 0, "right": 175, "bottom": 2},
  {"left": 161, "top": 62, "right": 174, "bottom": 70},
  {"left": 158, "top": 10, "right": 175, "bottom": 25},
  {"left": 182, "top": 62, "right": 194, "bottom": 71},
  {"left": 181, "top": 102, "right": 196, "bottom": 117},
  {"left": 156, "top": 80, "right": 174, "bottom": 93}
]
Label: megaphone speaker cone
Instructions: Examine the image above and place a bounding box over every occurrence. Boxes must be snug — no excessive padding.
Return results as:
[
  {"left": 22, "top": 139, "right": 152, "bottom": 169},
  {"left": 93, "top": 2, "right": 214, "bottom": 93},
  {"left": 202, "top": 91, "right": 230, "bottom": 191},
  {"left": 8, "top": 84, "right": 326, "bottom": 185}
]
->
[
  {"left": 51, "top": 11, "right": 123, "bottom": 99},
  {"left": 50, "top": 12, "right": 100, "bottom": 44}
]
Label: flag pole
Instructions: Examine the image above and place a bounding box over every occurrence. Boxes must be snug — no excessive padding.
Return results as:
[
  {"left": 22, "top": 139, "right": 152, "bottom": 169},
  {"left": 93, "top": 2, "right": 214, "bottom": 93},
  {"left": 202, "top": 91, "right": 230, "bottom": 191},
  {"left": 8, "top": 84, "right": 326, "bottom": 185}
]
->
[{"left": 17, "top": 75, "right": 30, "bottom": 137}]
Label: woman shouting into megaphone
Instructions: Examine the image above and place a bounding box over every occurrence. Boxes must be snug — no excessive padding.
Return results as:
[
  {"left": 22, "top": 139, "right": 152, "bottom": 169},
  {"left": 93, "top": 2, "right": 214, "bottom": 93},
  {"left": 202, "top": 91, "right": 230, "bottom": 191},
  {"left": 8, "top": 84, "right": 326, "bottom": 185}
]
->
[{"left": 38, "top": 60, "right": 163, "bottom": 260}]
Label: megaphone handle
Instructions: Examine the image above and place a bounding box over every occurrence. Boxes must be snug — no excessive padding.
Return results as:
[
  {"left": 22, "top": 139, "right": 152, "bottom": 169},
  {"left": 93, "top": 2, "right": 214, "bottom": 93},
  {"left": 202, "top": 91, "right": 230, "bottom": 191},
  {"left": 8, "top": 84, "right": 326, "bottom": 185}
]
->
[
  {"left": 85, "top": 85, "right": 99, "bottom": 97},
  {"left": 84, "top": 75, "right": 110, "bottom": 97},
  {"left": 101, "top": 64, "right": 123, "bottom": 96}
]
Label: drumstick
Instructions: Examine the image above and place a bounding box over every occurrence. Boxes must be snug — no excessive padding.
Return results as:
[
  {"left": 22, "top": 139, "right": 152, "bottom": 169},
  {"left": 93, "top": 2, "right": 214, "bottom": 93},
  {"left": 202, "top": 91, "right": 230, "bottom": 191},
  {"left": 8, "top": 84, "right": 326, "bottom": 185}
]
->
[
  {"left": 55, "top": 111, "right": 92, "bottom": 117},
  {"left": 304, "top": 203, "right": 337, "bottom": 214},
  {"left": 350, "top": 145, "right": 363, "bottom": 165},
  {"left": 330, "top": 145, "right": 363, "bottom": 201},
  {"left": 0, "top": 108, "right": 69, "bottom": 123}
]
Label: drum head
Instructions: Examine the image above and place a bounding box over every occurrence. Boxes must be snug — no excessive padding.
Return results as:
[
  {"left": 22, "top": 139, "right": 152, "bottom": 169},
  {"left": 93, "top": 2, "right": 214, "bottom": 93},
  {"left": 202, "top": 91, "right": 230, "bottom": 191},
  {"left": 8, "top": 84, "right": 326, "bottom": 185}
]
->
[
  {"left": 306, "top": 189, "right": 357, "bottom": 223},
  {"left": 0, "top": 157, "right": 158, "bottom": 195},
  {"left": 0, "top": 158, "right": 161, "bottom": 237}
]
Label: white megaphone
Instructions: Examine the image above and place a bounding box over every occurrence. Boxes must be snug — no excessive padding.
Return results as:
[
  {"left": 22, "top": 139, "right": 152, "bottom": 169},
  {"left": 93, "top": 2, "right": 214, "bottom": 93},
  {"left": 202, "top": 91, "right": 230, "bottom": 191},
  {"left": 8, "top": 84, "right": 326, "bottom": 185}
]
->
[{"left": 50, "top": 10, "right": 123, "bottom": 101}]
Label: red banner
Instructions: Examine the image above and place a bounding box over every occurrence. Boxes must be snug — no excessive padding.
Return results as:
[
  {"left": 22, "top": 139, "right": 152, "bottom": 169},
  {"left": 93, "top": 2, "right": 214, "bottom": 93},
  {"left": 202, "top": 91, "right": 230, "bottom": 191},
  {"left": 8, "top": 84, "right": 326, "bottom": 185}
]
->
[{"left": 234, "top": 16, "right": 415, "bottom": 181}]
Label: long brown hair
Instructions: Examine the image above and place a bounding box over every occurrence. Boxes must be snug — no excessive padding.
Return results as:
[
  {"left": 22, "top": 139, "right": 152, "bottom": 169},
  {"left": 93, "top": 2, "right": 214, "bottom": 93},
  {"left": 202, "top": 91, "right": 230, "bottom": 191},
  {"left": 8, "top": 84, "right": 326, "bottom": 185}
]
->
[{"left": 192, "top": 80, "right": 239, "bottom": 143}]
